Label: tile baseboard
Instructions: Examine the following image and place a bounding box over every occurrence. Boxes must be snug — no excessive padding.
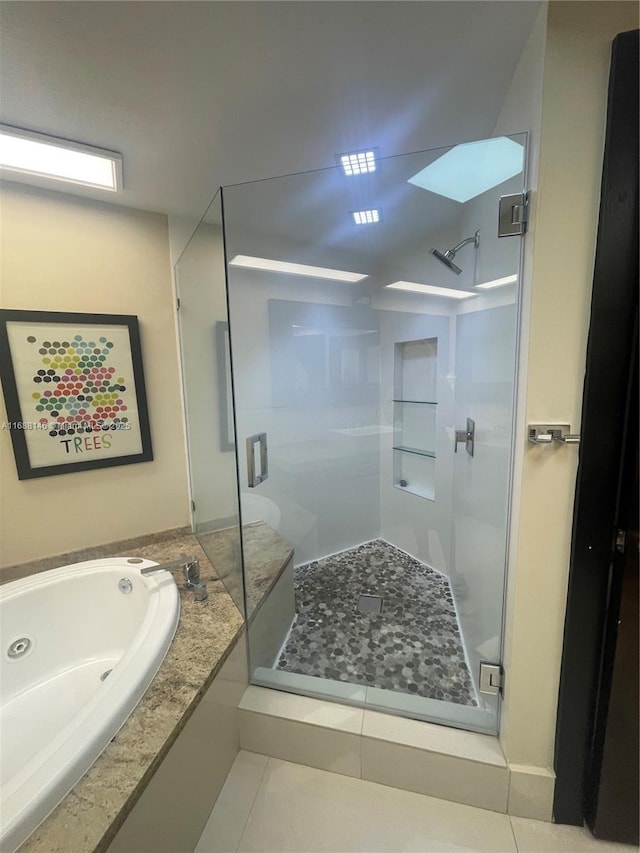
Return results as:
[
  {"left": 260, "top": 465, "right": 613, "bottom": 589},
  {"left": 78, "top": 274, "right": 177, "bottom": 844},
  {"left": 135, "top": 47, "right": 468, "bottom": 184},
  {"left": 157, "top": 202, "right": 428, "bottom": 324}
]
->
[{"left": 507, "top": 763, "right": 555, "bottom": 821}]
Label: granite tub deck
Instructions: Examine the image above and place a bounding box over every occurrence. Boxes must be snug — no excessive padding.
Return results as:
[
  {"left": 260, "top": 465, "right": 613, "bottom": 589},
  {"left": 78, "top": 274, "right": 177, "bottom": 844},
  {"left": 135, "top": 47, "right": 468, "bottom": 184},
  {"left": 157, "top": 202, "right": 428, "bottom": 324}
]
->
[
  {"left": 1, "top": 522, "right": 291, "bottom": 853},
  {"left": 198, "top": 521, "right": 294, "bottom": 619}
]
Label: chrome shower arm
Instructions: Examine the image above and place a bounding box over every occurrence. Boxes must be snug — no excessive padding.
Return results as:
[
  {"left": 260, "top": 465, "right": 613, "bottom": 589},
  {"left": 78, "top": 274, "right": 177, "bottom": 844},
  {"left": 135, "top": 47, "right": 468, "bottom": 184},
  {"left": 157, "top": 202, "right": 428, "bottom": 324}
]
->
[
  {"left": 429, "top": 230, "right": 480, "bottom": 275},
  {"left": 449, "top": 230, "right": 480, "bottom": 255}
]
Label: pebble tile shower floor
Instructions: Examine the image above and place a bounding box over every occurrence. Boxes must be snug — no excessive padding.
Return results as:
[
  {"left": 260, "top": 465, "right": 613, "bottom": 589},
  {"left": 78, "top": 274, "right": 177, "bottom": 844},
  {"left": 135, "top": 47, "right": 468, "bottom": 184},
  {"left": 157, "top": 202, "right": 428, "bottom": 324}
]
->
[{"left": 277, "top": 539, "right": 477, "bottom": 705}]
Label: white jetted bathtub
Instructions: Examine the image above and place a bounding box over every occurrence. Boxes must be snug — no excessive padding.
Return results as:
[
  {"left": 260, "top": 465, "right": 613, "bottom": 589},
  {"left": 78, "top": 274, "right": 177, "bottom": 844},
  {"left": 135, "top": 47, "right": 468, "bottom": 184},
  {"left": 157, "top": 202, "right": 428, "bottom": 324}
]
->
[{"left": 0, "top": 557, "right": 180, "bottom": 851}]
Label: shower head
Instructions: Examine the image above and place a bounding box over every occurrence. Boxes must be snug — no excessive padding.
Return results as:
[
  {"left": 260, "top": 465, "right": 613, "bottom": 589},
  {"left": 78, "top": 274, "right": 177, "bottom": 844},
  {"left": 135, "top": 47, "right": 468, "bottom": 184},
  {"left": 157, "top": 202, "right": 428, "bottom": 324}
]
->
[
  {"left": 429, "top": 248, "right": 462, "bottom": 275},
  {"left": 429, "top": 230, "right": 480, "bottom": 275}
]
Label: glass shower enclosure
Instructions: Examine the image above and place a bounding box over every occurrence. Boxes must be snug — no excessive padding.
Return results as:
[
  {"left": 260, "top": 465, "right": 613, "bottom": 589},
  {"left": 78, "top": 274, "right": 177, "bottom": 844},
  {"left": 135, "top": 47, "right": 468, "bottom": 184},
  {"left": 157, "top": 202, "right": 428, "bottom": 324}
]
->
[
  {"left": 174, "top": 192, "right": 245, "bottom": 617},
  {"left": 179, "top": 135, "right": 527, "bottom": 735}
]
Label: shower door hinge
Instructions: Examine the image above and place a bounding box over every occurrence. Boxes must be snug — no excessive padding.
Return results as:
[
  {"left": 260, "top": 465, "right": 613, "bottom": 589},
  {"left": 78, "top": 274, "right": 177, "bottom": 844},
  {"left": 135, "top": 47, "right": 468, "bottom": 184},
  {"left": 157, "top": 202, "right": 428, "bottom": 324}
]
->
[
  {"left": 176, "top": 298, "right": 181, "bottom": 311},
  {"left": 191, "top": 500, "right": 196, "bottom": 512},
  {"left": 498, "top": 192, "right": 529, "bottom": 237},
  {"left": 479, "top": 661, "right": 504, "bottom": 696}
]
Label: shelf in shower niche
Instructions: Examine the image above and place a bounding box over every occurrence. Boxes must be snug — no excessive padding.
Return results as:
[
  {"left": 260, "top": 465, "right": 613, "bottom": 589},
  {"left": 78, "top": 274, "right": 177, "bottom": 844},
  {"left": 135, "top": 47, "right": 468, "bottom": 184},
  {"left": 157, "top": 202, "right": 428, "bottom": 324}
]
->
[
  {"left": 392, "top": 445, "right": 436, "bottom": 459},
  {"left": 393, "top": 337, "right": 437, "bottom": 503},
  {"left": 394, "top": 482, "right": 435, "bottom": 502},
  {"left": 393, "top": 399, "right": 438, "bottom": 405}
]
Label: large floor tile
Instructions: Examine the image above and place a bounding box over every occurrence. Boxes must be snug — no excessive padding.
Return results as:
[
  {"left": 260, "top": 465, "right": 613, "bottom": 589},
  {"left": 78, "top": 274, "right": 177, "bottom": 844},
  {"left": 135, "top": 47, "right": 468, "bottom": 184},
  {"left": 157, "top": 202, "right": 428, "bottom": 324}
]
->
[
  {"left": 238, "top": 757, "right": 517, "bottom": 852},
  {"left": 195, "top": 751, "right": 268, "bottom": 853},
  {"left": 511, "top": 816, "right": 639, "bottom": 852}
]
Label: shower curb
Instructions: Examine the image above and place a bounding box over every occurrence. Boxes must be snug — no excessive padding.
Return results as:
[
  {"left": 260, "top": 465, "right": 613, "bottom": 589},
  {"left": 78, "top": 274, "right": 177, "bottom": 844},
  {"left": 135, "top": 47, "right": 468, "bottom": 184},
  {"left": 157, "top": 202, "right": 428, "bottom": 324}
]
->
[{"left": 238, "top": 685, "right": 555, "bottom": 821}]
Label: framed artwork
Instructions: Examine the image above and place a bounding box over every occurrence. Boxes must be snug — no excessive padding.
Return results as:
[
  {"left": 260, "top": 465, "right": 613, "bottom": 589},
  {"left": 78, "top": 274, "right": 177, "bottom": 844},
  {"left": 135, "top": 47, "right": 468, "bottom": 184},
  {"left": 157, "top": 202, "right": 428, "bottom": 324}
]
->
[{"left": 0, "top": 309, "right": 153, "bottom": 479}]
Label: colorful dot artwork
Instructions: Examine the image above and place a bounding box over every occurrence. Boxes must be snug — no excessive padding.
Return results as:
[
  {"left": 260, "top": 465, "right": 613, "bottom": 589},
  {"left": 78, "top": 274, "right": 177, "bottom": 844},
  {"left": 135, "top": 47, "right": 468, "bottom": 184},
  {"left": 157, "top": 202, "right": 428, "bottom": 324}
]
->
[{"left": 27, "top": 334, "right": 129, "bottom": 438}]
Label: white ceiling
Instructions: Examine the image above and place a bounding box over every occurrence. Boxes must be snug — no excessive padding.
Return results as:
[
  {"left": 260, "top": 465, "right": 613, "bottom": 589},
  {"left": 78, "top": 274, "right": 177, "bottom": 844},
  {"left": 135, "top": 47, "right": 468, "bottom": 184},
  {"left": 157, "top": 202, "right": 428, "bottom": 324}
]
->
[
  {"left": 219, "top": 138, "right": 526, "bottom": 262},
  {"left": 0, "top": 1, "right": 541, "bottom": 223}
]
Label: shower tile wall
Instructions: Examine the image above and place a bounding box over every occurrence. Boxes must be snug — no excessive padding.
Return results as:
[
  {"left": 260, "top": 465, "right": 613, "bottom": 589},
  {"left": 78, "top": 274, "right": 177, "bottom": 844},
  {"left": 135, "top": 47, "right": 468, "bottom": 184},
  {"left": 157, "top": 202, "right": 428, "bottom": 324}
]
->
[
  {"left": 277, "top": 540, "right": 476, "bottom": 706},
  {"left": 229, "top": 283, "right": 381, "bottom": 566},
  {"left": 377, "top": 308, "right": 453, "bottom": 574}
]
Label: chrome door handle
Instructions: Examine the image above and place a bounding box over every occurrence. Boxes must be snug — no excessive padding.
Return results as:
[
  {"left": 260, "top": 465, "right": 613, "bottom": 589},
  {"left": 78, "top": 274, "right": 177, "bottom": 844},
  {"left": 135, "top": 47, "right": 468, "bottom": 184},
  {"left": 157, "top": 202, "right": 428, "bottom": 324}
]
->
[
  {"left": 454, "top": 418, "right": 475, "bottom": 456},
  {"left": 557, "top": 433, "right": 581, "bottom": 445},
  {"left": 454, "top": 429, "right": 469, "bottom": 448},
  {"left": 246, "top": 433, "right": 268, "bottom": 488}
]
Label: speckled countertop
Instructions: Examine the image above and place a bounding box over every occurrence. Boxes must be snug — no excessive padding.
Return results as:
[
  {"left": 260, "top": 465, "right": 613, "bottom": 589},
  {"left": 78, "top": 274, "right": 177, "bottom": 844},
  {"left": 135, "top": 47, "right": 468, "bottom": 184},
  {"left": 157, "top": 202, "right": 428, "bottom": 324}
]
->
[
  {"left": 2, "top": 522, "right": 293, "bottom": 853},
  {"left": 198, "top": 521, "right": 294, "bottom": 618}
]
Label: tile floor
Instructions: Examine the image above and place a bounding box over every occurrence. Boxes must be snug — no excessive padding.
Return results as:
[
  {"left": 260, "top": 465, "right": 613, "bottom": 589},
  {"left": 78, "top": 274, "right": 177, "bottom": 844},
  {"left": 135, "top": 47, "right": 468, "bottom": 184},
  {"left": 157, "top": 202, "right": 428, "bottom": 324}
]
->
[
  {"left": 195, "top": 752, "right": 639, "bottom": 853},
  {"left": 277, "top": 540, "right": 476, "bottom": 706}
]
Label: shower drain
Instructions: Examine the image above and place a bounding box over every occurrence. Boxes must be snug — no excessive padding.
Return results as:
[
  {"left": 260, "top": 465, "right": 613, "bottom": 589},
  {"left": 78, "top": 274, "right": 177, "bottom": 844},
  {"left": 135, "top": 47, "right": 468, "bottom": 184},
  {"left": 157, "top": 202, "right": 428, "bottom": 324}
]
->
[
  {"left": 7, "top": 637, "right": 32, "bottom": 658},
  {"left": 357, "top": 594, "right": 384, "bottom": 615}
]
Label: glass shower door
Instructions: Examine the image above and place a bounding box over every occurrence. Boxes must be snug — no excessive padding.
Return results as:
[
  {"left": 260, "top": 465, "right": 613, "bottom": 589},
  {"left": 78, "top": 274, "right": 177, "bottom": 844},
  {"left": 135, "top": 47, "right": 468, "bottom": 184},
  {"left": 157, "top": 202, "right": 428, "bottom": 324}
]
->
[{"left": 222, "top": 135, "right": 526, "bottom": 734}]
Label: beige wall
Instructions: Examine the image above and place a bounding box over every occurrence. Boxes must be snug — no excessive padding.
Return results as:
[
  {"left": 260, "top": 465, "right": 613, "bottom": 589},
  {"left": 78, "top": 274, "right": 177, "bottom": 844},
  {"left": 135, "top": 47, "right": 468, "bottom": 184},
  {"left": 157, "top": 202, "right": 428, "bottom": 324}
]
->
[
  {"left": 501, "top": 0, "right": 639, "bottom": 771},
  {"left": 0, "top": 181, "right": 190, "bottom": 567}
]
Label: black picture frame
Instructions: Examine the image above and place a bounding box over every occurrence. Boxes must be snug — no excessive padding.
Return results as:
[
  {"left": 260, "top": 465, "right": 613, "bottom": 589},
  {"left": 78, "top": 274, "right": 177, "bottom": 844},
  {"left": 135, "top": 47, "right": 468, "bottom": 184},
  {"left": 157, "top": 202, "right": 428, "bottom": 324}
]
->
[{"left": 0, "top": 309, "right": 153, "bottom": 479}]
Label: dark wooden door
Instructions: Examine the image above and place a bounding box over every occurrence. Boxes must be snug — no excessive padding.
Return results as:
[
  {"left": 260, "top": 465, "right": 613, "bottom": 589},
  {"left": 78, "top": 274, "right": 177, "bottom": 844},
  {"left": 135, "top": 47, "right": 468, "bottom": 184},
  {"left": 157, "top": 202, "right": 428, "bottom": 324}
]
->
[
  {"left": 586, "top": 332, "right": 638, "bottom": 843},
  {"left": 553, "top": 27, "right": 639, "bottom": 835}
]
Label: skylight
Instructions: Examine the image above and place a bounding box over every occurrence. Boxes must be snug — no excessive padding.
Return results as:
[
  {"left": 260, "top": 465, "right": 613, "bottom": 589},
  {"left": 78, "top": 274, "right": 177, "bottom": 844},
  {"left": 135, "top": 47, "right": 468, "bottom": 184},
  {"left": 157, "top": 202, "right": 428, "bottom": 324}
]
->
[{"left": 407, "top": 137, "right": 524, "bottom": 203}]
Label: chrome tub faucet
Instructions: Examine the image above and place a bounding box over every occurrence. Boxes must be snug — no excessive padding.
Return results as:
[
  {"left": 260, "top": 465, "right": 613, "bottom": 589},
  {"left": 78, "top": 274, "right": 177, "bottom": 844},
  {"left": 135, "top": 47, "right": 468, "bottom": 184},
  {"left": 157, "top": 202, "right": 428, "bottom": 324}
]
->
[{"left": 140, "top": 555, "right": 208, "bottom": 602}]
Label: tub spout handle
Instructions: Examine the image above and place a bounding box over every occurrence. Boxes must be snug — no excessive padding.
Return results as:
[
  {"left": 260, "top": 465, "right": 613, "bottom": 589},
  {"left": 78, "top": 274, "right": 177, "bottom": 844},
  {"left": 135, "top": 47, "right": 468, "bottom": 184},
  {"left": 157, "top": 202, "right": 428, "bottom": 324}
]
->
[
  {"left": 139, "top": 555, "right": 207, "bottom": 601},
  {"left": 140, "top": 554, "right": 197, "bottom": 576},
  {"left": 186, "top": 580, "right": 208, "bottom": 602},
  {"left": 182, "top": 557, "right": 200, "bottom": 585},
  {"left": 183, "top": 559, "right": 208, "bottom": 602},
  {"left": 182, "top": 557, "right": 209, "bottom": 601}
]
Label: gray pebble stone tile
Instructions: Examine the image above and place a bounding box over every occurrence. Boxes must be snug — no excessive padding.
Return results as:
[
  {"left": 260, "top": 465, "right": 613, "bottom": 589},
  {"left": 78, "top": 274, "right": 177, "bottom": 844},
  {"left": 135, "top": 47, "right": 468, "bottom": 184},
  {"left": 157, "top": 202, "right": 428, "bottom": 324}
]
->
[{"left": 276, "top": 540, "right": 477, "bottom": 706}]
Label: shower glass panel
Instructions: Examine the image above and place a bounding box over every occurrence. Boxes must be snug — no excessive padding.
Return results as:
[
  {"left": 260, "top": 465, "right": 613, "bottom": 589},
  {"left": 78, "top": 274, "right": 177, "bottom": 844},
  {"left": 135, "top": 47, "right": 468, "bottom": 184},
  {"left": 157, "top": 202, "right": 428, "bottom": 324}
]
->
[
  {"left": 174, "top": 191, "right": 245, "bottom": 615},
  {"left": 222, "top": 135, "right": 526, "bottom": 734}
]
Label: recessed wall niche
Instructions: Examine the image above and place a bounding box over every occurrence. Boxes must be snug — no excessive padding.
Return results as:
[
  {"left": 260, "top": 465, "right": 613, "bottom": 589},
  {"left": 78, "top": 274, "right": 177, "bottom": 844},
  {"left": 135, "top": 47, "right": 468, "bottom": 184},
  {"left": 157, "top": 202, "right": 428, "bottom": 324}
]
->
[{"left": 392, "top": 337, "right": 437, "bottom": 501}]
